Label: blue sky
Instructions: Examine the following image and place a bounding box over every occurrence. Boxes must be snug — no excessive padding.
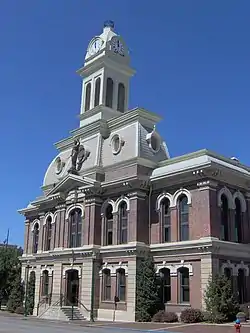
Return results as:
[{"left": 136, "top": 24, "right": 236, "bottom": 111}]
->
[{"left": 1, "top": 0, "right": 250, "bottom": 246}]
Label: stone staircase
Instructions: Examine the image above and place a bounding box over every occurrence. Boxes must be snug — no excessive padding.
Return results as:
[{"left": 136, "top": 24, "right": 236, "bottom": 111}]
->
[{"left": 61, "top": 306, "right": 86, "bottom": 321}]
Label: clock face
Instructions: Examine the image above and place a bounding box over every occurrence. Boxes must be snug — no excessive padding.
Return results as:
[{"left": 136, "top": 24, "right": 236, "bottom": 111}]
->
[
  {"left": 111, "top": 38, "right": 125, "bottom": 56},
  {"left": 89, "top": 38, "right": 103, "bottom": 56}
]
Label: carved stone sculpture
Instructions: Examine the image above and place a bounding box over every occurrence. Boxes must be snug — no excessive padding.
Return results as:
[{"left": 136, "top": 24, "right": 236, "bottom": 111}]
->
[{"left": 68, "top": 139, "right": 90, "bottom": 174}]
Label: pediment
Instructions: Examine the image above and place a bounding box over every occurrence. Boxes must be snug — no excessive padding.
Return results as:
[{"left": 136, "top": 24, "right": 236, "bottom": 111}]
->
[{"left": 47, "top": 174, "right": 99, "bottom": 196}]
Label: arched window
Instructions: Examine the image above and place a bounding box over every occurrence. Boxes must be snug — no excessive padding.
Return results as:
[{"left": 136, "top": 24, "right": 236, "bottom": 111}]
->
[
  {"left": 178, "top": 267, "right": 190, "bottom": 303},
  {"left": 221, "top": 194, "right": 229, "bottom": 241},
  {"left": 105, "top": 204, "right": 113, "bottom": 246},
  {"left": 118, "top": 202, "right": 128, "bottom": 244},
  {"left": 33, "top": 223, "right": 39, "bottom": 253},
  {"left": 235, "top": 198, "right": 242, "bottom": 243},
  {"left": 178, "top": 196, "right": 189, "bottom": 241},
  {"left": 69, "top": 209, "right": 82, "bottom": 248},
  {"left": 160, "top": 199, "right": 171, "bottom": 242},
  {"left": 84, "top": 83, "right": 91, "bottom": 111},
  {"left": 159, "top": 268, "right": 171, "bottom": 303},
  {"left": 116, "top": 268, "right": 126, "bottom": 301},
  {"left": 102, "top": 269, "right": 111, "bottom": 301},
  {"left": 44, "top": 216, "right": 52, "bottom": 251},
  {"left": 94, "top": 78, "right": 101, "bottom": 107},
  {"left": 238, "top": 269, "right": 245, "bottom": 304},
  {"left": 42, "top": 270, "right": 49, "bottom": 297},
  {"left": 105, "top": 78, "right": 113, "bottom": 108},
  {"left": 117, "top": 83, "right": 125, "bottom": 112}
]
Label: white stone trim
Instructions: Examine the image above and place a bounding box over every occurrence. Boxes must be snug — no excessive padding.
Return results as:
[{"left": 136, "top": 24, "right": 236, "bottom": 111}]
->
[
  {"left": 236, "top": 261, "right": 249, "bottom": 276},
  {"left": 31, "top": 219, "right": 40, "bottom": 231},
  {"left": 65, "top": 204, "right": 84, "bottom": 220},
  {"left": 156, "top": 192, "right": 174, "bottom": 211},
  {"left": 99, "top": 262, "right": 128, "bottom": 276},
  {"left": 114, "top": 196, "right": 130, "bottom": 213},
  {"left": 101, "top": 199, "right": 116, "bottom": 216},
  {"left": 63, "top": 266, "right": 82, "bottom": 278},
  {"left": 221, "top": 260, "right": 249, "bottom": 276},
  {"left": 232, "top": 191, "right": 247, "bottom": 212},
  {"left": 40, "top": 266, "right": 54, "bottom": 277},
  {"left": 156, "top": 260, "right": 193, "bottom": 276},
  {"left": 217, "top": 186, "right": 234, "bottom": 209},
  {"left": 43, "top": 212, "right": 54, "bottom": 225},
  {"left": 173, "top": 188, "right": 191, "bottom": 207}
]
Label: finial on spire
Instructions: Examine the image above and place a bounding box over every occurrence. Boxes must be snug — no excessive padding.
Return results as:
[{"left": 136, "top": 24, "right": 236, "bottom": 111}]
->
[
  {"left": 153, "top": 124, "right": 156, "bottom": 131},
  {"left": 103, "top": 20, "right": 115, "bottom": 29}
]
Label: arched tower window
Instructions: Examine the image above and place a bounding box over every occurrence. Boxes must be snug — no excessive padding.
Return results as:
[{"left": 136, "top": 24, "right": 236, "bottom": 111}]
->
[
  {"left": 105, "top": 78, "right": 113, "bottom": 108},
  {"left": 118, "top": 202, "right": 128, "bottom": 244},
  {"left": 84, "top": 83, "right": 91, "bottom": 112},
  {"left": 94, "top": 77, "right": 101, "bottom": 107},
  {"left": 160, "top": 198, "right": 171, "bottom": 242},
  {"left": 178, "top": 196, "right": 189, "bottom": 241},
  {"left": 33, "top": 222, "right": 39, "bottom": 254},
  {"left": 69, "top": 209, "right": 82, "bottom": 248},
  {"left": 221, "top": 194, "right": 229, "bottom": 241},
  {"left": 178, "top": 267, "right": 190, "bottom": 303},
  {"left": 102, "top": 269, "right": 111, "bottom": 301},
  {"left": 116, "top": 268, "right": 126, "bottom": 301},
  {"left": 44, "top": 216, "right": 52, "bottom": 251},
  {"left": 117, "top": 83, "right": 125, "bottom": 112},
  {"left": 235, "top": 198, "right": 242, "bottom": 243},
  {"left": 105, "top": 204, "right": 113, "bottom": 246}
]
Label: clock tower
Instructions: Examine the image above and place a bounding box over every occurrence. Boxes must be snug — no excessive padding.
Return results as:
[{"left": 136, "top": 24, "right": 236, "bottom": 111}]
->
[{"left": 77, "top": 21, "right": 135, "bottom": 127}]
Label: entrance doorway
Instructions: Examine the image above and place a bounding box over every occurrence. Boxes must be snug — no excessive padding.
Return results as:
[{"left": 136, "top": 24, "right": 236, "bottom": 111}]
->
[{"left": 66, "top": 269, "right": 79, "bottom": 306}]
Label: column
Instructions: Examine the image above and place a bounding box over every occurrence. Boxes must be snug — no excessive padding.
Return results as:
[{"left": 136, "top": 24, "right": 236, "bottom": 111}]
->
[
  {"left": 59, "top": 206, "right": 66, "bottom": 248},
  {"left": 127, "top": 194, "right": 138, "bottom": 242},
  {"left": 24, "top": 220, "right": 30, "bottom": 254},
  {"left": 33, "top": 266, "right": 41, "bottom": 316},
  {"left": 38, "top": 215, "right": 45, "bottom": 253},
  {"left": 27, "top": 224, "right": 33, "bottom": 254},
  {"left": 126, "top": 257, "right": 136, "bottom": 321},
  {"left": 51, "top": 263, "right": 62, "bottom": 304},
  {"left": 200, "top": 255, "right": 219, "bottom": 309}
]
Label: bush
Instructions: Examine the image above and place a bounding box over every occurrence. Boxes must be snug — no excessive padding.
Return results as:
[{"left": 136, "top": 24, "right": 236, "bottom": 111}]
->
[
  {"left": 204, "top": 274, "right": 239, "bottom": 323},
  {"left": 15, "top": 306, "right": 24, "bottom": 315},
  {"left": 204, "top": 311, "right": 227, "bottom": 324},
  {"left": 239, "top": 305, "right": 249, "bottom": 320},
  {"left": 236, "top": 312, "right": 246, "bottom": 322},
  {"left": 180, "top": 308, "right": 203, "bottom": 323},
  {"left": 152, "top": 310, "right": 178, "bottom": 323}
]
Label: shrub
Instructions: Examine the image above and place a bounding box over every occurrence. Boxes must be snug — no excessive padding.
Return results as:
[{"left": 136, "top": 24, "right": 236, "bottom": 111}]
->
[
  {"left": 239, "top": 305, "right": 249, "bottom": 320},
  {"left": 152, "top": 310, "right": 178, "bottom": 323},
  {"left": 236, "top": 312, "right": 246, "bottom": 322},
  {"left": 204, "top": 274, "right": 239, "bottom": 323},
  {"left": 180, "top": 308, "right": 203, "bottom": 323},
  {"left": 15, "top": 306, "right": 24, "bottom": 315}
]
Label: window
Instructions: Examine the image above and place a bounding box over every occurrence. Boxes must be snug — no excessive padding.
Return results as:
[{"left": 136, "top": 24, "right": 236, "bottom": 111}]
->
[
  {"left": 117, "top": 83, "right": 125, "bottom": 112},
  {"left": 69, "top": 209, "right": 82, "bottom": 248},
  {"left": 33, "top": 223, "right": 39, "bottom": 253},
  {"left": 42, "top": 270, "right": 49, "bottom": 296},
  {"left": 238, "top": 269, "right": 245, "bottom": 304},
  {"left": 235, "top": 198, "right": 242, "bottom": 243},
  {"left": 105, "top": 204, "right": 113, "bottom": 245},
  {"left": 179, "top": 196, "right": 189, "bottom": 241},
  {"left": 178, "top": 267, "right": 190, "bottom": 303},
  {"left": 118, "top": 202, "right": 128, "bottom": 244},
  {"left": 159, "top": 268, "right": 171, "bottom": 303},
  {"left": 85, "top": 83, "right": 91, "bottom": 111},
  {"left": 161, "top": 199, "right": 171, "bottom": 242},
  {"left": 116, "top": 269, "right": 126, "bottom": 301},
  {"left": 94, "top": 78, "right": 101, "bottom": 107},
  {"left": 221, "top": 194, "right": 229, "bottom": 241},
  {"left": 105, "top": 78, "right": 113, "bottom": 108},
  {"left": 102, "top": 269, "right": 111, "bottom": 301},
  {"left": 44, "top": 216, "right": 52, "bottom": 251}
]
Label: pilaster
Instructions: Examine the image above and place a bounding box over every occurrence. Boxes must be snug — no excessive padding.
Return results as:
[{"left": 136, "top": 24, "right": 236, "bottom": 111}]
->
[
  {"left": 24, "top": 220, "right": 30, "bottom": 254},
  {"left": 126, "top": 257, "right": 136, "bottom": 321},
  {"left": 84, "top": 197, "right": 102, "bottom": 245},
  {"left": 81, "top": 257, "right": 94, "bottom": 319},
  {"left": 37, "top": 215, "right": 45, "bottom": 253},
  {"left": 33, "top": 266, "right": 41, "bottom": 315},
  {"left": 51, "top": 262, "right": 62, "bottom": 304}
]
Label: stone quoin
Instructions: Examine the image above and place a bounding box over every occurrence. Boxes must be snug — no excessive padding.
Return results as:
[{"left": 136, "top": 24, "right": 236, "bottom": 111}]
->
[{"left": 19, "top": 21, "right": 250, "bottom": 321}]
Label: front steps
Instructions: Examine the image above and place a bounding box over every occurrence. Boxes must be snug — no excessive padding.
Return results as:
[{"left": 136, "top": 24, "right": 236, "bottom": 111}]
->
[{"left": 61, "top": 306, "right": 86, "bottom": 320}]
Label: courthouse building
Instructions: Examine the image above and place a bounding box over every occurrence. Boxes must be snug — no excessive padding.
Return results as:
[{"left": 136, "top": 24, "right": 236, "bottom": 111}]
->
[{"left": 19, "top": 21, "right": 250, "bottom": 322}]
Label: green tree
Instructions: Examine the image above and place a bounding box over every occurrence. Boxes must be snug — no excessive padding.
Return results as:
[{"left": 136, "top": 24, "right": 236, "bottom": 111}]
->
[
  {"left": 25, "top": 272, "right": 35, "bottom": 315},
  {"left": 204, "top": 273, "right": 239, "bottom": 323},
  {"left": 7, "top": 272, "right": 24, "bottom": 313},
  {"left": 135, "top": 255, "right": 161, "bottom": 322}
]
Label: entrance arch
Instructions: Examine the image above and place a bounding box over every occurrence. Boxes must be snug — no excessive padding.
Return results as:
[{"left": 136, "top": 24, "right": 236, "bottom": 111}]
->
[{"left": 65, "top": 269, "right": 79, "bottom": 306}]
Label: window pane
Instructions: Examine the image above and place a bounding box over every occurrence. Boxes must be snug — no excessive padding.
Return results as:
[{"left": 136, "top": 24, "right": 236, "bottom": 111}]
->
[{"left": 181, "top": 224, "right": 189, "bottom": 241}]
